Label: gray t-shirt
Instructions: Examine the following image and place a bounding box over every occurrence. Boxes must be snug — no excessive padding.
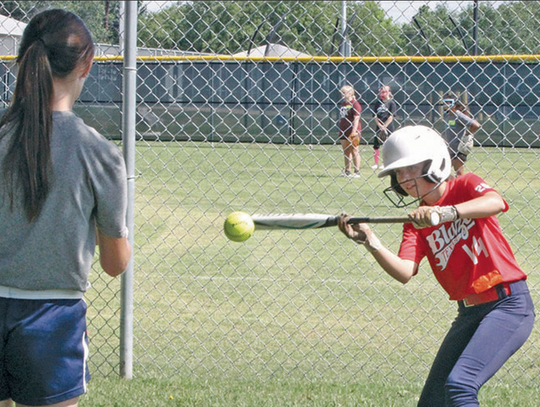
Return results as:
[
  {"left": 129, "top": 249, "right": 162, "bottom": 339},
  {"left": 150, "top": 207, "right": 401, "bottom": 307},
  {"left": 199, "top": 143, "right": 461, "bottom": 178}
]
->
[
  {"left": 444, "top": 110, "right": 476, "bottom": 155},
  {"left": 0, "top": 111, "right": 127, "bottom": 292}
]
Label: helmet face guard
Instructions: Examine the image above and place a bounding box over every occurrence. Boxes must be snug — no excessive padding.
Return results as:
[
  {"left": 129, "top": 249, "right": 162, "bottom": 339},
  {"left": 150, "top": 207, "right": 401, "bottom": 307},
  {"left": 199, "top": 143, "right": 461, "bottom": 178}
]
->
[
  {"left": 443, "top": 98, "right": 456, "bottom": 109},
  {"left": 383, "top": 172, "right": 445, "bottom": 208}
]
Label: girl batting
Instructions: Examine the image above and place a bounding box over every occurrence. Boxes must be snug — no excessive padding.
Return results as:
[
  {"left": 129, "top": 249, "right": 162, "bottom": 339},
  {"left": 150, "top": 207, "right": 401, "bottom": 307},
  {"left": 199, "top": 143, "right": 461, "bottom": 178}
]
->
[{"left": 338, "top": 125, "right": 534, "bottom": 406}]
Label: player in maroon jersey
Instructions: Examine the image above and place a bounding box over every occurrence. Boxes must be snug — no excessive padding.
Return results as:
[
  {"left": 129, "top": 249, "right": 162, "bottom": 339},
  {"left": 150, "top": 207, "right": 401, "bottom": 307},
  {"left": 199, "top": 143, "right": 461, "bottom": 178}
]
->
[{"left": 338, "top": 85, "right": 362, "bottom": 177}]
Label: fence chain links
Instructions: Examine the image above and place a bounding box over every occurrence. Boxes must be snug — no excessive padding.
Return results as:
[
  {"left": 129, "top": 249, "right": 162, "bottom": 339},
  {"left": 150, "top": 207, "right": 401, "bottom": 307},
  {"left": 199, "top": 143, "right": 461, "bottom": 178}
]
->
[{"left": 0, "top": 1, "right": 538, "bottom": 387}]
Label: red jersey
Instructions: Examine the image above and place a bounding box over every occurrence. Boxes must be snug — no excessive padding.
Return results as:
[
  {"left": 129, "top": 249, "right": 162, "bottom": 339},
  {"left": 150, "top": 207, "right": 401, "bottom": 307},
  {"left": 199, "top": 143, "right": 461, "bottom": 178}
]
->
[
  {"left": 338, "top": 99, "right": 362, "bottom": 137},
  {"left": 398, "top": 173, "right": 527, "bottom": 301}
]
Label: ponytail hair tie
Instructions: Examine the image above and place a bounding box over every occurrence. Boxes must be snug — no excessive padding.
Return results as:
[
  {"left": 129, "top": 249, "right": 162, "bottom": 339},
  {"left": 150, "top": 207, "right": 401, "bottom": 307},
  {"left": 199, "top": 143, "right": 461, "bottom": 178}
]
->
[{"left": 34, "top": 37, "right": 46, "bottom": 47}]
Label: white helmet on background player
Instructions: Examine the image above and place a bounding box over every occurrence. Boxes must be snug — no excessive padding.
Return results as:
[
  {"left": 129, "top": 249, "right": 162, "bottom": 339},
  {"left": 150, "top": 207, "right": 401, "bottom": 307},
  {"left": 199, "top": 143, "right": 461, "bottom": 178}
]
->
[{"left": 378, "top": 125, "right": 451, "bottom": 207}]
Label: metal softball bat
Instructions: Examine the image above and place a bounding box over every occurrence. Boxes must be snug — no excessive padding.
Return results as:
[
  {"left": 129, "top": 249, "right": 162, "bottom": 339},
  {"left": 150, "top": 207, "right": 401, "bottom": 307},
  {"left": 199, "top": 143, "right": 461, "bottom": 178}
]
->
[{"left": 250, "top": 213, "right": 410, "bottom": 230}]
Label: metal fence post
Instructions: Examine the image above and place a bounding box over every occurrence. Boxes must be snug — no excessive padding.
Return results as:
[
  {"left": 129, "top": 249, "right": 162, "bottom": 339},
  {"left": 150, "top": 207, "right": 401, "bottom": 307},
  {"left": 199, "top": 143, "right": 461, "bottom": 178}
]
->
[{"left": 120, "top": 0, "right": 137, "bottom": 380}]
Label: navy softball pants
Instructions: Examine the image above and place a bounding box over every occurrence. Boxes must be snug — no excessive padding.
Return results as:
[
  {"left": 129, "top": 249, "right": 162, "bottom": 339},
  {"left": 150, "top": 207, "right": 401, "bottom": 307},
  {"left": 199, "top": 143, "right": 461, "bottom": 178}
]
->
[{"left": 417, "top": 280, "right": 535, "bottom": 407}]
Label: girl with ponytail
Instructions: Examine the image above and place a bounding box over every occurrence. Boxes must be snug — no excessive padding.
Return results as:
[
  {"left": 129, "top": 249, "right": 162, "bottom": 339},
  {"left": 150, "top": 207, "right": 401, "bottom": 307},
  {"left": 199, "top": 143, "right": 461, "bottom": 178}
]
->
[{"left": 0, "top": 9, "right": 131, "bottom": 407}]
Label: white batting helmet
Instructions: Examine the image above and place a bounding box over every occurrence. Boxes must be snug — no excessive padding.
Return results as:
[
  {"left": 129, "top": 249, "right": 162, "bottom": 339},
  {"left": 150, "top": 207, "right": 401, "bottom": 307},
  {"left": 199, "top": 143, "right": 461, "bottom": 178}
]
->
[{"left": 378, "top": 125, "right": 451, "bottom": 197}]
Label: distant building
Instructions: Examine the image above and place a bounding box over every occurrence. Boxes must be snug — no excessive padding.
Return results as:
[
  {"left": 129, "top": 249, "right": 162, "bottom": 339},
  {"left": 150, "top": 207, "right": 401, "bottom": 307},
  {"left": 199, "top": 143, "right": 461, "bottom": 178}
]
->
[
  {"left": 234, "top": 43, "right": 311, "bottom": 58},
  {"left": 0, "top": 14, "right": 215, "bottom": 58},
  {"left": 0, "top": 14, "right": 26, "bottom": 55}
]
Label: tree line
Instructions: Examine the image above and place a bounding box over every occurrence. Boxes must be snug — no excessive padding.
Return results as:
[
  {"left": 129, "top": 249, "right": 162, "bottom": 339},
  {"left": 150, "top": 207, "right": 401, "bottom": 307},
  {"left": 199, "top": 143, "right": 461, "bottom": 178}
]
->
[
  {"left": 2, "top": 1, "right": 539, "bottom": 56},
  {"left": 137, "top": 1, "right": 540, "bottom": 56}
]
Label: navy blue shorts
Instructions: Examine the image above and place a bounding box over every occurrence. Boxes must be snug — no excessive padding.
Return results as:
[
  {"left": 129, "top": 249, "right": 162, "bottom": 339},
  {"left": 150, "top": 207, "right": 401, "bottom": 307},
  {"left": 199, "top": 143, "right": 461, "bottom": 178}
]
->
[{"left": 0, "top": 297, "right": 90, "bottom": 405}]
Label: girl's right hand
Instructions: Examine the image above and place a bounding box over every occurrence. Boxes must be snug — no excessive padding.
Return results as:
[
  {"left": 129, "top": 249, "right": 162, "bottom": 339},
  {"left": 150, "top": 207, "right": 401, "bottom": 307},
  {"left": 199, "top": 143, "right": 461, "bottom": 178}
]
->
[{"left": 337, "top": 215, "right": 382, "bottom": 252}]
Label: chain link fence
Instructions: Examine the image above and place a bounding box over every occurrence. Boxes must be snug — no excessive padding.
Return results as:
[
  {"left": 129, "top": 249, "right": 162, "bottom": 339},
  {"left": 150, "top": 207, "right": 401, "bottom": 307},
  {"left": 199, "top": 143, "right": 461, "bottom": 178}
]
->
[{"left": 2, "top": 0, "right": 540, "bottom": 390}]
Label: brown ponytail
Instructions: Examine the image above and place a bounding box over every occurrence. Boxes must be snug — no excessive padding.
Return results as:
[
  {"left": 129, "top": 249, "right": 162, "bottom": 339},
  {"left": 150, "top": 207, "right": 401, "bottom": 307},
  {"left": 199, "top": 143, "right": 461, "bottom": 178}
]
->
[{"left": 0, "top": 9, "right": 94, "bottom": 221}]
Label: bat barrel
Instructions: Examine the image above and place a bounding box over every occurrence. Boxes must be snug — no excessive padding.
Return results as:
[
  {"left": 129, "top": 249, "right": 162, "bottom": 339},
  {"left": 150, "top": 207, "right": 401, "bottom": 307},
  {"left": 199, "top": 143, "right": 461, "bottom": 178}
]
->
[
  {"left": 251, "top": 214, "right": 338, "bottom": 229},
  {"left": 250, "top": 213, "right": 411, "bottom": 230}
]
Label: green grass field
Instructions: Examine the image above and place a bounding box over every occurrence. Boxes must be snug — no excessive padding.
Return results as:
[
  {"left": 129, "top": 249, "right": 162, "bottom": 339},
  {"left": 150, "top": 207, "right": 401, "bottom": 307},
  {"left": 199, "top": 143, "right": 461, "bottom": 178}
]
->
[{"left": 81, "top": 142, "right": 540, "bottom": 406}]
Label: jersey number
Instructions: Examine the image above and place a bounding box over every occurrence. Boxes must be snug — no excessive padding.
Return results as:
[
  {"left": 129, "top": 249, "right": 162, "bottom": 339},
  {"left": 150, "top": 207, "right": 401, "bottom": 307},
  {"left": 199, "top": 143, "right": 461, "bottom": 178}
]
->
[{"left": 461, "top": 236, "right": 488, "bottom": 264}]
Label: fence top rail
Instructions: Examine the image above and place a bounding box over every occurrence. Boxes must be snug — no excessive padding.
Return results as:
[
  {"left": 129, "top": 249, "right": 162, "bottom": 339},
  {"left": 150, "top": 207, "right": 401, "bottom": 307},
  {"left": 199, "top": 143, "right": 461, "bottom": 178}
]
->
[{"left": 1, "top": 55, "right": 540, "bottom": 64}]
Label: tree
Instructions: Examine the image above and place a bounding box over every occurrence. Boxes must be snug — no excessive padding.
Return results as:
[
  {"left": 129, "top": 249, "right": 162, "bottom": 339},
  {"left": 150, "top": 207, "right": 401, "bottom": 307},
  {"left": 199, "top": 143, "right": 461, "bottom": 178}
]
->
[
  {"left": 139, "top": 1, "right": 339, "bottom": 55},
  {"left": 138, "top": 1, "right": 401, "bottom": 57},
  {"left": 401, "top": 1, "right": 540, "bottom": 56},
  {"left": 0, "top": 1, "right": 51, "bottom": 23},
  {"left": 401, "top": 4, "right": 466, "bottom": 56},
  {"left": 348, "top": 1, "right": 404, "bottom": 56},
  {"left": 479, "top": 1, "right": 540, "bottom": 55},
  {"left": 5, "top": 1, "right": 536, "bottom": 57},
  {"left": 0, "top": 1, "right": 121, "bottom": 44}
]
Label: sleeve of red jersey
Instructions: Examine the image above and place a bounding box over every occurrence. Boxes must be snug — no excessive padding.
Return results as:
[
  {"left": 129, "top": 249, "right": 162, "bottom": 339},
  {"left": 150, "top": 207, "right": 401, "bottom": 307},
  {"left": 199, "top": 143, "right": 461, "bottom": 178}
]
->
[
  {"left": 398, "top": 223, "right": 427, "bottom": 275},
  {"left": 460, "top": 173, "right": 509, "bottom": 213}
]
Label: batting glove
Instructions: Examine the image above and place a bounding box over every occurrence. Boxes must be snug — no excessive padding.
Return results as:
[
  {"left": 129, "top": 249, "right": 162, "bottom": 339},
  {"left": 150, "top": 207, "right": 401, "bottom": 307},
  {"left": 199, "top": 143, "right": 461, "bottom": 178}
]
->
[{"left": 409, "top": 206, "right": 458, "bottom": 229}]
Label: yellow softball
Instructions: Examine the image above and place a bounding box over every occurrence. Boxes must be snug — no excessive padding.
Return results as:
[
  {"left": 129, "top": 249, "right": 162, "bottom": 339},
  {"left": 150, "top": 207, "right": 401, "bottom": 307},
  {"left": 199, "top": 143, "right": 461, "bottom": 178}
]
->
[{"left": 223, "top": 211, "right": 255, "bottom": 242}]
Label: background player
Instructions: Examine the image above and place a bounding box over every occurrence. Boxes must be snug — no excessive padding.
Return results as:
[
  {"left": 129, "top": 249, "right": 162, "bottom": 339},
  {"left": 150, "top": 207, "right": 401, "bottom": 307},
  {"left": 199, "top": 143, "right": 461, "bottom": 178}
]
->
[
  {"left": 0, "top": 9, "right": 131, "bottom": 407},
  {"left": 337, "top": 125, "right": 534, "bottom": 406},
  {"left": 338, "top": 84, "right": 362, "bottom": 177},
  {"left": 442, "top": 92, "right": 481, "bottom": 177},
  {"left": 370, "top": 85, "right": 397, "bottom": 170}
]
